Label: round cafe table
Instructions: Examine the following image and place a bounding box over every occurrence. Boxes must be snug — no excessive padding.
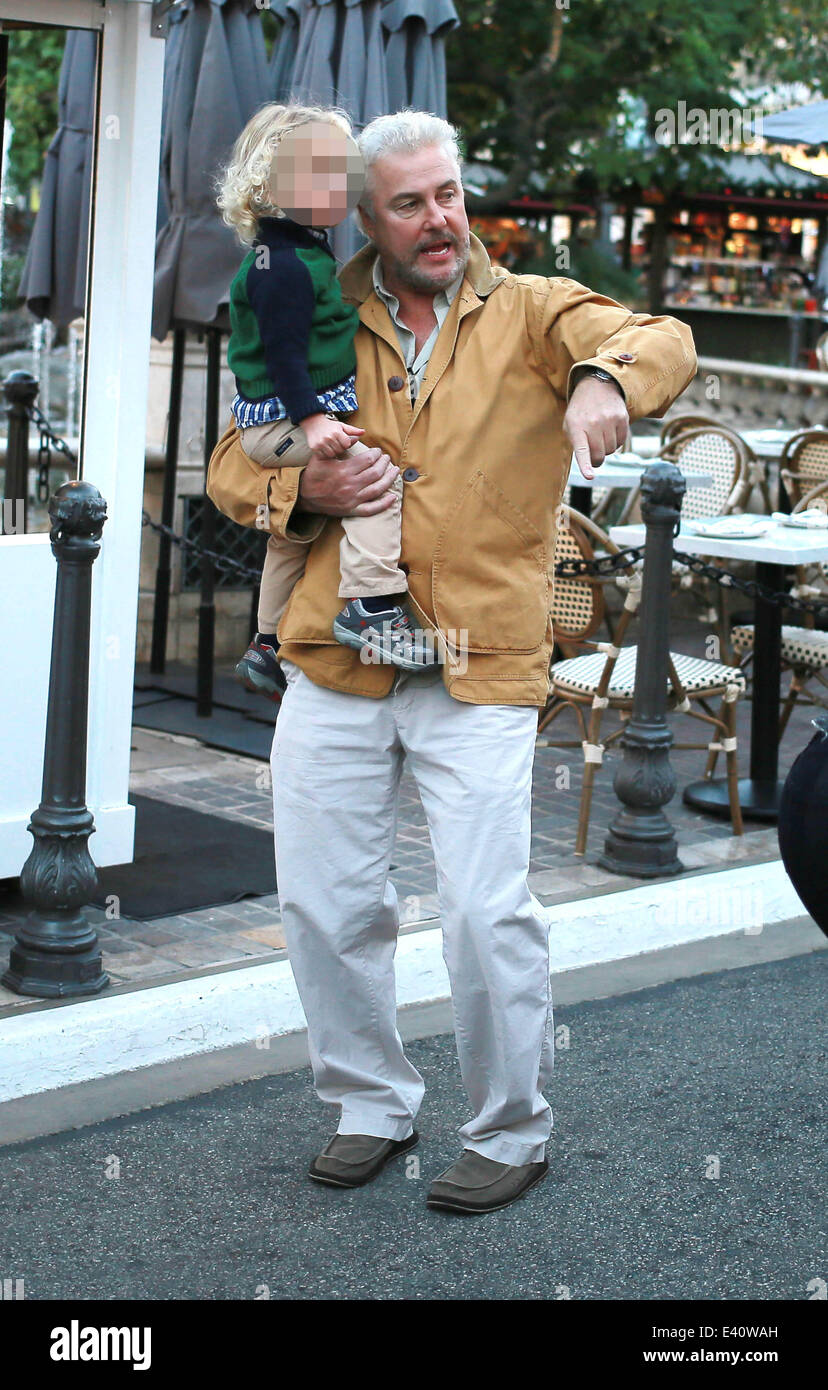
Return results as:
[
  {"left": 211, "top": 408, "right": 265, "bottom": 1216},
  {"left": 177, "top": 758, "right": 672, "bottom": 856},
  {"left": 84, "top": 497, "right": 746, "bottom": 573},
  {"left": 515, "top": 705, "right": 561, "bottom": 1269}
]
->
[{"left": 568, "top": 454, "right": 713, "bottom": 518}]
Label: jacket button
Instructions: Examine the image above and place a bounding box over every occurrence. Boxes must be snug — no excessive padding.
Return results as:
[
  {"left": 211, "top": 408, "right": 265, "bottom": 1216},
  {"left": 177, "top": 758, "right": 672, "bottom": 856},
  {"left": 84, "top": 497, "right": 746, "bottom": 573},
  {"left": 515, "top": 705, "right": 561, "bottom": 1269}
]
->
[
  {"left": 402, "top": 467, "right": 419, "bottom": 481},
  {"left": 614, "top": 352, "right": 635, "bottom": 362},
  {"left": 388, "top": 375, "right": 405, "bottom": 391}
]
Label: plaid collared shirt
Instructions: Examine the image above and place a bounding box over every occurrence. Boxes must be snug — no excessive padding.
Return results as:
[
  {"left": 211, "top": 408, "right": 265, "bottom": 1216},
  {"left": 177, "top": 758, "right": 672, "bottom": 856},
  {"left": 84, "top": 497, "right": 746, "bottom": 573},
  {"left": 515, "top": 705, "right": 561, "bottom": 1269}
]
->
[
  {"left": 231, "top": 372, "right": 358, "bottom": 428},
  {"left": 371, "top": 254, "right": 464, "bottom": 402}
]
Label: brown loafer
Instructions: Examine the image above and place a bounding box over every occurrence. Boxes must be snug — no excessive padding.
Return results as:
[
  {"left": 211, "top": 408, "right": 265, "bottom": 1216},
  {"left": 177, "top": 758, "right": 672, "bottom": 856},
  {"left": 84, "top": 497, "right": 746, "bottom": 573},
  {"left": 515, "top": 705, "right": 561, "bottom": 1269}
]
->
[
  {"left": 308, "top": 1130, "right": 419, "bottom": 1188},
  {"left": 426, "top": 1149, "right": 548, "bottom": 1214}
]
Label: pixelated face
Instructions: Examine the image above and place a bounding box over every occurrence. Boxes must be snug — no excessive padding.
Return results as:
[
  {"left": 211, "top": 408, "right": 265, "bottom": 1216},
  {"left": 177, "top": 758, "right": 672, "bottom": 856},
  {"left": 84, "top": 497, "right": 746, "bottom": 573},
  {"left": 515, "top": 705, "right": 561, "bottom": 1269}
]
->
[
  {"left": 268, "top": 121, "right": 365, "bottom": 228},
  {"left": 359, "top": 142, "right": 469, "bottom": 295}
]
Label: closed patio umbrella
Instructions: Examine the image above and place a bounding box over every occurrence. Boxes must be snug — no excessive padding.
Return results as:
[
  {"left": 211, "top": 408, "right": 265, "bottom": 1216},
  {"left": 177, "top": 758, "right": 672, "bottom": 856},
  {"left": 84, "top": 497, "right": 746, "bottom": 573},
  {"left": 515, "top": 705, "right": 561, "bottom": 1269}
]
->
[
  {"left": 338, "top": 0, "right": 389, "bottom": 127},
  {"left": 269, "top": 0, "right": 304, "bottom": 99},
  {"left": 17, "top": 29, "right": 98, "bottom": 327},
  {"left": 288, "top": 0, "right": 339, "bottom": 109},
  {"left": 381, "top": 0, "right": 459, "bottom": 118},
  {"left": 152, "top": 0, "right": 270, "bottom": 339},
  {"left": 156, "top": 1, "right": 193, "bottom": 235},
  {"left": 287, "top": 0, "right": 384, "bottom": 263}
]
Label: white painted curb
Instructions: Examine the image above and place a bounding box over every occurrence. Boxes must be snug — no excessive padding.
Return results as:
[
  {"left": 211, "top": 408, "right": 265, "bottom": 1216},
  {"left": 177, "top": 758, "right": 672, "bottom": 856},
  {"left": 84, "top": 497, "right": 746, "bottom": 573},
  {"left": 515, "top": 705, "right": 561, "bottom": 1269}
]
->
[{"left": 0, "top": 859, "right": 807, "bottom": 1103}]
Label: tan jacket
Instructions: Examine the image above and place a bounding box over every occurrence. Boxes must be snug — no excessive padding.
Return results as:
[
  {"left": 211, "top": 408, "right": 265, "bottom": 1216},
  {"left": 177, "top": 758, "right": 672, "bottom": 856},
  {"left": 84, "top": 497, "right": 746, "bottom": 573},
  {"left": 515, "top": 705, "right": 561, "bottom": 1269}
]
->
[{"left": 207, "top": 231, "right": 697, "bottom": 705}]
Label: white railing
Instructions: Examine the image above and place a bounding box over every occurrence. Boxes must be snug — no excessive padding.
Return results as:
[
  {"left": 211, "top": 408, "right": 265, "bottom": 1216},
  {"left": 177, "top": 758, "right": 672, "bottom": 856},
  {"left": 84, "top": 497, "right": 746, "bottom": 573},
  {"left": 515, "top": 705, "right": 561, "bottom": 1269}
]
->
[{"left": 675, "top": 357, "right": 828, "bottom": 429}]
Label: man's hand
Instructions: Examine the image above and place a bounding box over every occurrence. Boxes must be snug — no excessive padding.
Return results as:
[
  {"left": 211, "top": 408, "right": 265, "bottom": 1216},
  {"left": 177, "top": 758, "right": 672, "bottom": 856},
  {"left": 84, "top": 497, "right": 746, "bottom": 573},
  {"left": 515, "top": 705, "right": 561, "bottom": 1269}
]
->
[
  {"left": 564, "top": 376, "right": 630, "bottom": 480},
  {"left": 298, "top": 446, "right": 399, "bottom": 516}
]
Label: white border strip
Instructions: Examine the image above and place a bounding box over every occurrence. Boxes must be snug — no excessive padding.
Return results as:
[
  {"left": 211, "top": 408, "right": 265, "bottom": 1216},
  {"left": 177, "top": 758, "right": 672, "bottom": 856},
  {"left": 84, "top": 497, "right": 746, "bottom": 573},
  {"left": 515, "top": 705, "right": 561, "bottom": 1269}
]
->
[{"left": 0, "top": 860, "right": 807, "bottom": 1102}]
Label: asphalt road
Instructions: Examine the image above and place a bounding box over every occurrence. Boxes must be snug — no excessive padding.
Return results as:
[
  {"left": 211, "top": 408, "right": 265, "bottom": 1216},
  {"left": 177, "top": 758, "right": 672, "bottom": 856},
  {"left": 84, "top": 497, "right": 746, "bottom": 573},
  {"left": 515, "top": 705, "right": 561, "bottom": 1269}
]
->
[{"left": 1, "top": 951, "right": 825, "bottom": 1301}]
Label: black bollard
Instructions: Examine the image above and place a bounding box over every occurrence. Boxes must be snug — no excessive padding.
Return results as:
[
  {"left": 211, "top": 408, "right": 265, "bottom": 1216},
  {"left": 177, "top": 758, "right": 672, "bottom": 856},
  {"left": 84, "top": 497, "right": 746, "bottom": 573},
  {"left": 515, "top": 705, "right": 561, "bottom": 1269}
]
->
[
  {"left": 196, "top": 327, "right": 223, "bottom": 717},
  {"left": 599, "top": 461, "right": 687, "bottom": 878},
  {"left": 150, "top": 325, "right": 186, "bottom": 674},
  {"left": 3, "top": 370, "right": 39, "bottom": 534},
  {"left": 2, "top": 480, "right": 110, "bottom": 997}
]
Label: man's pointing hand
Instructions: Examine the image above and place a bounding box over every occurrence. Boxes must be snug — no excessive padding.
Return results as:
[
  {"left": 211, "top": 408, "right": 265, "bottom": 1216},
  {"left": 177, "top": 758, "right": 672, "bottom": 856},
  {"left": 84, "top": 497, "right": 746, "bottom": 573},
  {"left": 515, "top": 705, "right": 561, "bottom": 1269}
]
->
[{"left": 564, "top": 375, "right": 630, "bottom": 481}]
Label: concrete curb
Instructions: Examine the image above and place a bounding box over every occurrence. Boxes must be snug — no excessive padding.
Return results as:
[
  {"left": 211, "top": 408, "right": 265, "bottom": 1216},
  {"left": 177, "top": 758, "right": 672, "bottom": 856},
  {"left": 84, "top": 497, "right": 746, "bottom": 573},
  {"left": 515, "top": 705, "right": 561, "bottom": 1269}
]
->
[{"left": 0, "top": 858, "right": 811, "bottom": 1107}]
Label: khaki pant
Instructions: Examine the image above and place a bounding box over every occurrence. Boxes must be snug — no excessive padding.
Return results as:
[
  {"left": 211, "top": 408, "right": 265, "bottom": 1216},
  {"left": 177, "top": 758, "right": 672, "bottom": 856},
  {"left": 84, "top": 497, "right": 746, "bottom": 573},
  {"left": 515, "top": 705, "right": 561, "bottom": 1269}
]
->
[
  {"left": 272, "top": 659, "right": 555, "bottom": 1163},
  {"left": 243, "top": 413, "right": 406, "bottom": 632}
]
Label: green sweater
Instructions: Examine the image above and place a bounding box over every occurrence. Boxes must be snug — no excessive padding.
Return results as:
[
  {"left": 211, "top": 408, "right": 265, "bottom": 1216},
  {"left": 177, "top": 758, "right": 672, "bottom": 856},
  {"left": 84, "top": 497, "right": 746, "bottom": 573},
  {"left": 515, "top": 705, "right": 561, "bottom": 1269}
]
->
[{"left": 227, "top": 215, "right": 360, "bottom": 425}]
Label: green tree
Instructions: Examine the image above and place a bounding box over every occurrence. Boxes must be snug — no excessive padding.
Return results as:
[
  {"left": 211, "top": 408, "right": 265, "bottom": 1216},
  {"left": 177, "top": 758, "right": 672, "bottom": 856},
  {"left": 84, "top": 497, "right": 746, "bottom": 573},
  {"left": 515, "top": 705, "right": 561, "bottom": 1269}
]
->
[
  {"left": 448, "top": 0, "right": 827, "bottom": 209},
  {"left": 5, "top": 29, "right": 65, "bottom": 202}
]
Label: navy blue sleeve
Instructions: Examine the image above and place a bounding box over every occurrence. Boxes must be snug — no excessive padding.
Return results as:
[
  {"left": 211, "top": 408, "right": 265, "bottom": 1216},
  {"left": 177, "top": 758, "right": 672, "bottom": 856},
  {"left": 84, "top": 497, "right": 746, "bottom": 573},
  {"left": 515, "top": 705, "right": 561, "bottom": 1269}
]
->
[{"left": 245, "top": 249, "right": 323, "bottom": 425}]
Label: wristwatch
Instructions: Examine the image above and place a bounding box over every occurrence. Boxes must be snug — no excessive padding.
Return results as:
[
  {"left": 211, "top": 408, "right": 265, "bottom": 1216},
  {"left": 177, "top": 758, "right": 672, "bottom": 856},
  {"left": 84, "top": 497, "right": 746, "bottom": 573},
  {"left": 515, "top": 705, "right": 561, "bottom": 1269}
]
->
[{"left": 572, "top": 365, "right": 626, "bottom": 400}]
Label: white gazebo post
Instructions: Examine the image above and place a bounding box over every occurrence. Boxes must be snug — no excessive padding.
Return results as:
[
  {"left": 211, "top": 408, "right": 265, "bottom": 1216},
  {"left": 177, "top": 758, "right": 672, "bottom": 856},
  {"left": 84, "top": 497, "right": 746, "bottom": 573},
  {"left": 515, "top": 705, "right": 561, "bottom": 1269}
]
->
[{"left": 0, "top": 0, "right": 165, "bottom": 877}]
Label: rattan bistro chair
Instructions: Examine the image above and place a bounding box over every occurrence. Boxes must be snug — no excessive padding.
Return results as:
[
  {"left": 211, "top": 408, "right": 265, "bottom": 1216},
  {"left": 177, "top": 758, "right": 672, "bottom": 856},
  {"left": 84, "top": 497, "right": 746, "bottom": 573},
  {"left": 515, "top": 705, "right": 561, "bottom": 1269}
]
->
[
  {"left": 659, "top": 423, "right": 754, "bottom": 517},
  {"left": 779, "top": 428, "right": 828, "bottom": 510},
  {"left": 659, "top": 413, "right": 719, "bottom": 448},
  {"left": 549, "top": 504, "right": 614, "bottom": 657},
  {"left": 660, "top": 424, "right": 760, "bottom": 658},
  {"left": 655, "top": 417, "right": 772, "bottom": 517},
  {"left": 726, "top": 480, "right": 828, "bottom": 745},
  {"left": 539, "top": 506, "right": 746, "bottom": 856}
]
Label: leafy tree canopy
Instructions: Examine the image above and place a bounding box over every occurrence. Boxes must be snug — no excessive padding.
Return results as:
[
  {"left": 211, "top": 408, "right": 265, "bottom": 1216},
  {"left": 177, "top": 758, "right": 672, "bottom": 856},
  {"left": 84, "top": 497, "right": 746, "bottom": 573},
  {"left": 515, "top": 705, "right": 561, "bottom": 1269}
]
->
[
  {"left": 5, "top": 28, "right": 65, "bottom": 200},
  {"left": 449, "top": 0, "right": 828, "bottom": 208}
]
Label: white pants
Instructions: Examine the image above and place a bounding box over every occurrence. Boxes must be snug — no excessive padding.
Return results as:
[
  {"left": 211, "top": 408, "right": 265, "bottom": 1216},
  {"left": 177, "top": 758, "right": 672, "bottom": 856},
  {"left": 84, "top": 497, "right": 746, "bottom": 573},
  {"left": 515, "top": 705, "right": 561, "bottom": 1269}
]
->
[{"left": 271, "top": 661, "right": 555, "bottom": 1165}]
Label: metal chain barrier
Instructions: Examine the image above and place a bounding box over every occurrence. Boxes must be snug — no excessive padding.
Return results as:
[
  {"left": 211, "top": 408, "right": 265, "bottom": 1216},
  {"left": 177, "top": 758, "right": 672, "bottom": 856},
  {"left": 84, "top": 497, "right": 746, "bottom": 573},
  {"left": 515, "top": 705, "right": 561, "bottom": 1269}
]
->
[
  {"left": 554, "top": 546, "right": 645, "bottom": 578},
  {"left": 672, "top": 548, "right": 828, "bottom": 620},
  {"left": 26, "top": 402, "right": 78, "bottom": 503},
  {"left": 141, "top": 510, "right": 264, "bottom": 585}
]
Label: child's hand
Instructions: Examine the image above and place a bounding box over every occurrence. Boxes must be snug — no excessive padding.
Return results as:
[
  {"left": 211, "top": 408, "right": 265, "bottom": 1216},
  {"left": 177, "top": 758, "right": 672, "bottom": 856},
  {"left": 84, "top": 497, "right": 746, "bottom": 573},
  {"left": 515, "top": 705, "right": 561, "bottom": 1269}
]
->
[{"left": 300, "top": 412, "right": 365, "bottom": 459}]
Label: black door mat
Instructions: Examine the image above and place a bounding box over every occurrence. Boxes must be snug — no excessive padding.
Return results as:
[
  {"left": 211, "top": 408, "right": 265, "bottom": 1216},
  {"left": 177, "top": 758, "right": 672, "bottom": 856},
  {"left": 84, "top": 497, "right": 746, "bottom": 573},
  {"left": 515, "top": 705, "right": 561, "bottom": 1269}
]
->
[
  {"left": 85, "top": 792, "right": 275, "bottom": 920},
  {"left": 0, "top": 795, "right": 277, "bottom": 924},
  {"left": 133, "top": 695, "right": 276, "bottom": 760},
  {"left": 0, "top": 795, "right": 277, "bottom": 923}
]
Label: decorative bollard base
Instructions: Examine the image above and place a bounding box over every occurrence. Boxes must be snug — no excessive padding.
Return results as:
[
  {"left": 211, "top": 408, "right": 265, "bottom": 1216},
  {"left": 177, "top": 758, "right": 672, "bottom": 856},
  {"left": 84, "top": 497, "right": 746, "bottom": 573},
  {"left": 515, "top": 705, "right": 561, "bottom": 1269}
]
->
[
  {"left": 599, "top": 808, "right": 684, "bottom": 879},
  {"left": 3, "top": 936, "right": 109, "bottom": 998}
]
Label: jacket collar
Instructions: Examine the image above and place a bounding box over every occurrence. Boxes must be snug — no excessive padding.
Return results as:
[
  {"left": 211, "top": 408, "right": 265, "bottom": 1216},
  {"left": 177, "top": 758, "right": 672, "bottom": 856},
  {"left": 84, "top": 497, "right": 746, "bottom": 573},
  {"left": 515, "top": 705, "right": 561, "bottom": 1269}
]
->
[{"left": 338, "top": 230, "right": 508, "bottom": 306}]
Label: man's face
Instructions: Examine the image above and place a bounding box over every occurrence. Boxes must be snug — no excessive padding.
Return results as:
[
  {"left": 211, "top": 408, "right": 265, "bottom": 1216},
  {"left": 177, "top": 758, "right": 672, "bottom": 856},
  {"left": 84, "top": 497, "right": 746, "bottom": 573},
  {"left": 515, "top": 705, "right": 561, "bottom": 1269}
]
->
[
  {"left": 359, "top": 143, "right": 470, "bottom": 295},
  {"left": 269, "top": 121, "right": 364, "bottom": 228}
]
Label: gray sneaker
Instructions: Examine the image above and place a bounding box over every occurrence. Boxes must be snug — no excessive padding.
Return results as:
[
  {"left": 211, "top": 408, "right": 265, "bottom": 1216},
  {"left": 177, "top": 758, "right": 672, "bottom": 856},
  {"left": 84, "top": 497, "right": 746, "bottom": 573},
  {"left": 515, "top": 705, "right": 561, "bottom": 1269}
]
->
[{"left": 332, "top": 598, "right": 440, "bottom": 672}]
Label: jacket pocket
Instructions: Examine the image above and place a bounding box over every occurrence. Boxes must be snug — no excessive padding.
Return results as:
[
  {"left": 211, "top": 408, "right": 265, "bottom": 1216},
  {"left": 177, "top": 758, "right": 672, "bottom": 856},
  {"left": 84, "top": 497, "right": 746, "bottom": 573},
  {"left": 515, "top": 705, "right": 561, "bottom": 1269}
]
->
[
  {"left": 206, "top": 427, "right": 265, "bottom": 530},
  {"left": 431, "top": 470, "right": 548, "bottom": 653}
]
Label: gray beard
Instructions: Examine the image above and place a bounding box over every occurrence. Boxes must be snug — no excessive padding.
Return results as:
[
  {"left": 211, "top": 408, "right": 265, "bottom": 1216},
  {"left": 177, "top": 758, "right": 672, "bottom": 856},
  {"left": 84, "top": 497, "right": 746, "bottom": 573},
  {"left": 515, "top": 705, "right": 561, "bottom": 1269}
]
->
[{"left": 385, "top": 235, "right": 470, "bottom": 293}]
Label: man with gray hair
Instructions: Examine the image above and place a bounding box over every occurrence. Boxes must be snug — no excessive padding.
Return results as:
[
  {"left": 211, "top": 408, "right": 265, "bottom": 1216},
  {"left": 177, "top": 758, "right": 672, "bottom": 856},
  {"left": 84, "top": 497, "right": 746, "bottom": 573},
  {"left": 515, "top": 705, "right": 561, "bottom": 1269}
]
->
[{"left": 209, "top": 108, "right": 696, "bottom": 1214}]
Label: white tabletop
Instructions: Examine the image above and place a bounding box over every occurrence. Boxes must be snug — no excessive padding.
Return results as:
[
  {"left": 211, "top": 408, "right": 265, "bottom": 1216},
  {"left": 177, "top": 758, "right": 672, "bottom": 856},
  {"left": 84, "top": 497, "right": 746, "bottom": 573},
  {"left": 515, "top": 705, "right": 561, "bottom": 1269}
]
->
[
  {"left": 630, "top": 436, "right": 665, "bottom": 459},
  {"left": 610, "top": 517, "right": 828, "bottom": 566},
  {"left": 739, "top": 428, "right": 800, "bottom": 461},
  {"left": 631, "top": 428, "right": 800, "bottom": 462},
  {"left": 568, "top": 457, "right": 713, "bottom": 490}
]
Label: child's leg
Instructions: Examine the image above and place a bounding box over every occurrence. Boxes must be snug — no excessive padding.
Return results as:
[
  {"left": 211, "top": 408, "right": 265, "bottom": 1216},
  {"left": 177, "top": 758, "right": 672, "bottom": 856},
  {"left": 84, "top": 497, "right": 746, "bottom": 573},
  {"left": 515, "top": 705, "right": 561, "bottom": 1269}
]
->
[
  {"left": 241, "top": 418, "right": 313, "bottom": 467},
  {"left": 337, "top": 441, "right": 406, "bottom": 599},
  {"left": 258, "top": 533, "right": 310, "bottom": 633},
  {"left": 238, "top": 419, "right": 313, "bottom": 630}
]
